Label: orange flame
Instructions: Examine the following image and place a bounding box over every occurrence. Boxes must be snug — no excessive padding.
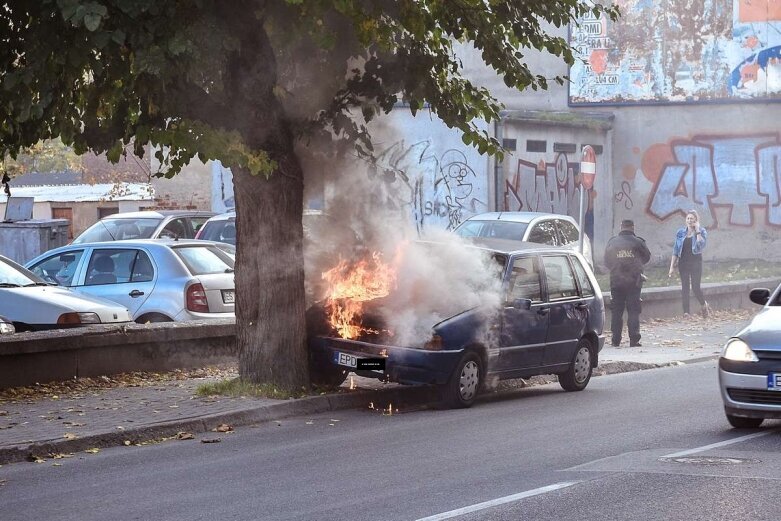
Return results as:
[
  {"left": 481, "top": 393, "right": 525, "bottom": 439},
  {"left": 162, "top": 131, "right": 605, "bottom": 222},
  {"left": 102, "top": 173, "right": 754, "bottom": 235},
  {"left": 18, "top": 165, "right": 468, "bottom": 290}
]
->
[{"left": 322, "top": 250, "right": 398, "bottom": 339}]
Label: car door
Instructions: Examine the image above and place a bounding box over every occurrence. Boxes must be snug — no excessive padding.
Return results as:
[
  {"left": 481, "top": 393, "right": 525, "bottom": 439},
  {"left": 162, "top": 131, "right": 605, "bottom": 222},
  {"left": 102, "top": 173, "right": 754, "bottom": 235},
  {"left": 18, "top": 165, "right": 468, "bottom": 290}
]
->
[
  {"left": 540, "top": 254, "right": 588, "bottom": 367},
  {"left": 497, "top": 254, "right": 549, "bottom": 373},
  {"left": 525, "top": 219, "right": 559, "bottom": 246},
  {"left": 76, "top": 247, "right": 155, "bottom": 318}
]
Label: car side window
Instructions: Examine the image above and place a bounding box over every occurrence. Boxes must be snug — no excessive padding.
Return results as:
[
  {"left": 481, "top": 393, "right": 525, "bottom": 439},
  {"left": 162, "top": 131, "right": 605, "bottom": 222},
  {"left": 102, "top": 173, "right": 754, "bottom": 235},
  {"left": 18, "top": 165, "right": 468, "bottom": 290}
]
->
[
  {"left": 507, "top": 256, "right": 542, "bottom": 302},
  {"left": 190, "top": 217, "right": 210, "bottom": 236},
  {"left": 571, "top": 256, "right": 595, "bottom": 297},
  {"left": 160, "top": 218, "right": 190, "bottom": 239},
  {"left": 557, "top": 220, "right": 579, "bottom": 245},
  {"left": 85, "top": 249, "right": 138, "bottom": 286},
  {"left": 542, "top": 255, "right": 579, "bottom": 300},
  {"left": 29, "top": 250, "right": 84, "bottom": 286},
  {"left": 130, "top": 250, "right": 155, "bottom": 282},
  {"left": 527, "top": 220, "right": 558, "bottom": 245}
]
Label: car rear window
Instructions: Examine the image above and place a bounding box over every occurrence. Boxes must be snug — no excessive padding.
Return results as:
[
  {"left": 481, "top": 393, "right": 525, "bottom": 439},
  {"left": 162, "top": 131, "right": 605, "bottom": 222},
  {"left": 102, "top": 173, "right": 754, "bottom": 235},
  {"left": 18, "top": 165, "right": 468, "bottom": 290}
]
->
[
  {"left": 173, "top": 246, "right": 234, "bottom": 275},
  {"left": 73, "top": 218, "right": 162, "bottom": 243},
  {"left": 198, "top": 220, "right": 236, "bottom": 245},
  {"left": 455, "top": 221, "right": 529, "bottom": 241}
]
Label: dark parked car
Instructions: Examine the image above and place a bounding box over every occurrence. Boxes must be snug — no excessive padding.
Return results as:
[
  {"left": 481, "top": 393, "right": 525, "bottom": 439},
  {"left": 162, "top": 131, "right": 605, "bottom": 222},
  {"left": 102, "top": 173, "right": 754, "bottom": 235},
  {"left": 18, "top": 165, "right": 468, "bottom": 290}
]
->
[
  {"left": 308, "top": 240, "right": 605, "bottom": 407},
  {"left": 719, "top": 284, "right": 781, "bottom": 428}
]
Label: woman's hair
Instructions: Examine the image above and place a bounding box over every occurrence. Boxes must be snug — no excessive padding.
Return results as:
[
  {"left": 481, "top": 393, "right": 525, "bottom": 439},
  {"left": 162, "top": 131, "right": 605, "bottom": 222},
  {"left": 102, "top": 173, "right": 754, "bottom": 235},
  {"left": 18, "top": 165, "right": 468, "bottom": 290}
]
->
[{"left": 686, "top": 209, "right": 699, "bottom": 222}]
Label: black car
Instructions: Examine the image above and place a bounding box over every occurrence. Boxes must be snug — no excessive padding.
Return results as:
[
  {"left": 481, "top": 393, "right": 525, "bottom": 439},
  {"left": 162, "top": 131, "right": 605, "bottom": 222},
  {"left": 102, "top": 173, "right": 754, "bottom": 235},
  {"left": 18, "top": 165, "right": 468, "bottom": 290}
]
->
[{"left": 309, "top": 240, "right": 605, "bottom": 408}]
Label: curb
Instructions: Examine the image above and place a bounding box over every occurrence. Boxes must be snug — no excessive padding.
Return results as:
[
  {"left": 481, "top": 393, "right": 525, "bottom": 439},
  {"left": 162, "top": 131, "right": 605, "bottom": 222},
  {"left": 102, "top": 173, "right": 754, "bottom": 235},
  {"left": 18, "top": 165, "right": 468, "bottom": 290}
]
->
[{"left": 0, "top": 358, "right": 715, "bottom": 465}]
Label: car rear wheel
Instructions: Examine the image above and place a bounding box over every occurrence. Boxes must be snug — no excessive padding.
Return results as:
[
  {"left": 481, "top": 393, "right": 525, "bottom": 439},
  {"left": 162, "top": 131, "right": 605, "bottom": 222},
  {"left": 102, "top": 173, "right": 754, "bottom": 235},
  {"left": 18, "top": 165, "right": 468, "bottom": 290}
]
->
[
  {"left": 559, "top": 338, "right": 593, "bottom": 392},
  {"left": 309, "top": 364, "right": 349, "bottom": 389},
  {"left": 443, "top": 351, "right": 482, "bottom": 408},
  {"left": 136, "top": 313, "right": 172, "bottom": 324},
  {"left": 726, "top": 414, "right": 764, "bottom": 429}
]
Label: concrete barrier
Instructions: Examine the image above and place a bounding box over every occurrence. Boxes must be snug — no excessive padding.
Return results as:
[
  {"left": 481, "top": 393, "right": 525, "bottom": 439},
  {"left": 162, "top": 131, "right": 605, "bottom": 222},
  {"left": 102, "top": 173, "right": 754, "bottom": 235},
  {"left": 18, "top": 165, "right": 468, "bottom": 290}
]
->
[
  {"left": 1, "top": 278, "right": 778, "bottom": 389},
  {"left": 0, "top": 319, "right": 236, "bottom": 389},
  {"left": 604, "top": 277, "right": 780, "bottom": 323}
]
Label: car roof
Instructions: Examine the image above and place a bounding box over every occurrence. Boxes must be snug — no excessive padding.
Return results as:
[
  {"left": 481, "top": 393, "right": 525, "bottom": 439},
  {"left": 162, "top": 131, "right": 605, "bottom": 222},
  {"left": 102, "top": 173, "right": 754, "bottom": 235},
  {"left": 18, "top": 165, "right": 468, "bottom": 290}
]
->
[
  {"left": 416, "top": 238, "right": 571, "bottom": 256},
  {"left": 462, "top": 212, "right": 576, "bottom": 224},
  {"left": 205, "top": 211, "right": 236, "bottom": 222},
  {"left": 99, "top": 210, "right": 215, "bottom": 220},
  {"left": 31, "top": 239, "right": 230, "bottom": 258}
]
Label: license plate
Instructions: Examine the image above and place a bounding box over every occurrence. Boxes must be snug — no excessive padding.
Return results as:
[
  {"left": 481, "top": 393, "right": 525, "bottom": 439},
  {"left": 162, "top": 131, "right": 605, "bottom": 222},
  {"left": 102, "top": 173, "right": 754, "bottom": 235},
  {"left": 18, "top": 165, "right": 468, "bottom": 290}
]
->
[
  {"left": 768, "top": 373, "right": 781, "bottom": 391},
  {"left": 334, "top": 352, "right": 357, "bottom": 368},
  {"left": 222, "top": 290, "right": 235, "bottom": 304}
]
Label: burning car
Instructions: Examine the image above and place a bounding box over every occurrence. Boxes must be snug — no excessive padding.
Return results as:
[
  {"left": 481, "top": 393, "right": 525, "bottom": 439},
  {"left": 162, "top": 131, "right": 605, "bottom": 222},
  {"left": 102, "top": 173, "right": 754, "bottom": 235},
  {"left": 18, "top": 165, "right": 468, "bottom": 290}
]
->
[{"left": 308, "top": 238, "right": 605, "bottom": 408}]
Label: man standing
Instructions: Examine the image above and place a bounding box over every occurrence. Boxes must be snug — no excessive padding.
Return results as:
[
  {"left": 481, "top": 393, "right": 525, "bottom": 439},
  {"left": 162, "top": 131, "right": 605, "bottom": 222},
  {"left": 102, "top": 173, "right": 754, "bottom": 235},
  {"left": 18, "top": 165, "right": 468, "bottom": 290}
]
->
[{"left": 604, "top": 219, "right": 651, "bottom": 347}]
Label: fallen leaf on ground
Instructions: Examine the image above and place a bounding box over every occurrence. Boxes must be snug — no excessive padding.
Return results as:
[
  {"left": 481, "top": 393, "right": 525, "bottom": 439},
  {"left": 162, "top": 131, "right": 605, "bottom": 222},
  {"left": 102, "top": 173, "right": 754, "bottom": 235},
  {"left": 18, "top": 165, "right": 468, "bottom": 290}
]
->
[
  {"left": 52, "top": 463, "right": 62, "bottom": 467},
  {"left": 176, "top": 432, "right": 195, "bottom": 440},
  {"left": 84, "top": 448, "right": 100, "bottom": 454},
  {"left": 201, "top": 438, "right": 221, "bottom": 444},
  {"left": 63, "top": 433, "right": 77, "bottom": 440},
  {"left": 123, "top": 440, "right": 131, "bottom": 446},
  {"left": 213, "top": 423, "right": 233, "bottom": 433}
]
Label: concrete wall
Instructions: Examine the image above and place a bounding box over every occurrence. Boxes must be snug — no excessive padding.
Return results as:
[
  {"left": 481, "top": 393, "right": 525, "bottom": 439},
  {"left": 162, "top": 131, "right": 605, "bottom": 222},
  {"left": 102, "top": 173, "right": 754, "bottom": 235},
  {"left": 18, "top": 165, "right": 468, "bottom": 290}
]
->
[{"left": 150, "top": 154, "right": 212, "bottom": 211}]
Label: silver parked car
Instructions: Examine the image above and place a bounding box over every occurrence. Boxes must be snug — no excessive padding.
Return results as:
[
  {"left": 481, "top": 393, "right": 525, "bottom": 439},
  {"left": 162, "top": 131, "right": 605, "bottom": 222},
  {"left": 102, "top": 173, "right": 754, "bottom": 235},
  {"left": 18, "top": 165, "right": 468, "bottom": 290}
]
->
[
  {"left": 26, "top": 240, "right": 235, "bottom": 323},
  {"left": 72, "top": 210, "right": 215, "bottom": 244},
  {"left": 195, "top": 210, "right": 236, "bottom": 245},
  {"left": 453, "top": 212, "right": 593, "bottom": 264},
  {"left": 0, "top": 254, "right": 132, "bottom": 331}
]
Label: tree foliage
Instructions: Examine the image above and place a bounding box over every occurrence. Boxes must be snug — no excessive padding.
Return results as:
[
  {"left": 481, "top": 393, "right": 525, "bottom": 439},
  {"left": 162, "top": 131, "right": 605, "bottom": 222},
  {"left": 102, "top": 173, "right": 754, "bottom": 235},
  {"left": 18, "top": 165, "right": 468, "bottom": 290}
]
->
[{"left": 0, "top": 0, "right": 620, "bottom": 390}]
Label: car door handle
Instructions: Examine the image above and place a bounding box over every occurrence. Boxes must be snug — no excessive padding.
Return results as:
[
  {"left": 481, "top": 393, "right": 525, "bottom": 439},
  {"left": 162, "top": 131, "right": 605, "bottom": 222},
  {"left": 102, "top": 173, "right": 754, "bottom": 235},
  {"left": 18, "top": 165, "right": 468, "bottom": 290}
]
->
[
  {"left": 129, "top": 290, "right": 145, "bottom": 297},
  {"left": 537, "top": 308, "right": 550, "bottom": 316}
]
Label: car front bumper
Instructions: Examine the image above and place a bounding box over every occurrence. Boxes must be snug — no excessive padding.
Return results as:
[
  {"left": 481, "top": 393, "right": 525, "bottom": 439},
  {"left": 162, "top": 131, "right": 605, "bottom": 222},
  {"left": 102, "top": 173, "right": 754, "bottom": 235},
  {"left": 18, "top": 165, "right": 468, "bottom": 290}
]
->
[
  {"left": 719, "top": 367, "right": 781, "bottom": 419},
  {"left": 310, "top": 336, "right": 464, "bottom": 386}
]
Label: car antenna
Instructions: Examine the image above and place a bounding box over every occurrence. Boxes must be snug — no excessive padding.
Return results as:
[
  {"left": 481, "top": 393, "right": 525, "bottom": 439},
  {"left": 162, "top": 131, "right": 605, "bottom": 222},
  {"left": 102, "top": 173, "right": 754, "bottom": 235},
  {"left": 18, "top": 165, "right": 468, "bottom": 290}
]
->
[{"left": 100, "top": 219, "right": 116, "bottom": 240}]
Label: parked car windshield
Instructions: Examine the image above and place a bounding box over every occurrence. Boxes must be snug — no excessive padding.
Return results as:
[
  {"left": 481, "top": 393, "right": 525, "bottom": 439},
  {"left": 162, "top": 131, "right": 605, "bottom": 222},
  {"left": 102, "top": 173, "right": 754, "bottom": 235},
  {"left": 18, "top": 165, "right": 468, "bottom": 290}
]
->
[
  {"left": 0, "top": 256, "right": 44, "bottom": 287},
  {"left": 172, "top": 246, "right": 235, "bottom": 275},
  {"left": 198, "top": 219, "right": 236, "bottom": 245},
  {"left": 73, "top": 218, "right": 163, "bottom": 243},
  {"left": 454, "top": 220, "right": 529, "bottom": 241}
]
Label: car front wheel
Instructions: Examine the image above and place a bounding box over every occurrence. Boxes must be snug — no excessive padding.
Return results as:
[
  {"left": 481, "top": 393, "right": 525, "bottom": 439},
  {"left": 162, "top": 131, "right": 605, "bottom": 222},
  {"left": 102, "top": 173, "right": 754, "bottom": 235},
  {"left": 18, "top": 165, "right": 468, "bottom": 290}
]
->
[
  {"left": 559, "top": 338, "right": 593, "bottom": 392},
  {"left": 443, "top": 351, "right": 482, "bottom": 408},
  {"left": 726, "top": 414, "right": 764, "bottom": 429}
]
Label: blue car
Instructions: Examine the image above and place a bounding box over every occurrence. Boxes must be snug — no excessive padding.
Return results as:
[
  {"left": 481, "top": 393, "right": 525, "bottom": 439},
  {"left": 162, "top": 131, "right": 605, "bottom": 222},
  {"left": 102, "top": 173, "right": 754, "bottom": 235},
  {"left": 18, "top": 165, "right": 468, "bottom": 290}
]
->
[
  {"left": 719, "top": 284, "right": 781, "bottom": 428},
  {"left": 308, "top": 240, "right": 605, "bottom": 408}
]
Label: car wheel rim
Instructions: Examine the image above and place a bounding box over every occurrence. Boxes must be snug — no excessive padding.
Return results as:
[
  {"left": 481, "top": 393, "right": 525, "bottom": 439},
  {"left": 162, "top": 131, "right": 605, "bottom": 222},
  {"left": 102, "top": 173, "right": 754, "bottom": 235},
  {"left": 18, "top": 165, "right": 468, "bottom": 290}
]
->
[
  {"left": 574, "top": 346, "right": 591, "bottom": 384},
  {"left": 459, "top": 361, "right": 479, "bottom": 401}
]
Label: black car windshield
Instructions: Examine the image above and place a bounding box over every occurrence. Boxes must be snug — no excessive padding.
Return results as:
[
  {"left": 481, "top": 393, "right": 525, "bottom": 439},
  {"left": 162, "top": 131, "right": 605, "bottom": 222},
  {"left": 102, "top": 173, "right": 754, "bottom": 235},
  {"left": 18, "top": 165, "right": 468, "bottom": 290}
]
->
[
  {"left": 455, "top": 220, "right": 529, "bottom": 241},
  {"left": 0, "top": 257, "right": 43, "bottom": 286},
  {"left": 73, "top": 218, "right": 163, "bottom": 243},
  {"left": 173, "top": 245, "right": 235, "bottom": 275}
]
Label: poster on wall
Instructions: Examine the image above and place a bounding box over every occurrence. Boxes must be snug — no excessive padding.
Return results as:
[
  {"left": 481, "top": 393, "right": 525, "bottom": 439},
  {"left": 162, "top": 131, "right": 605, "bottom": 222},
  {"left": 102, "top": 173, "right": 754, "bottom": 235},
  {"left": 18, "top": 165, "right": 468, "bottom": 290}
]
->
[{"left": 569, "top": 0, "right": 781, "bottom": 104}]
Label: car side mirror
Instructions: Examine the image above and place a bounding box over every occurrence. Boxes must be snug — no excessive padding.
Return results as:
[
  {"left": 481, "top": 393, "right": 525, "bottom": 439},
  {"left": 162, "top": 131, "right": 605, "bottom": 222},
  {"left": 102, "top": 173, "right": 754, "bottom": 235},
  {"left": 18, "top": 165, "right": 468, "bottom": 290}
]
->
[
  {"left": 506, "top": 298, "right": 532, "bottom": 310},
  {"left": 749, "top": 288, "right": 770, "bottom": 306}
]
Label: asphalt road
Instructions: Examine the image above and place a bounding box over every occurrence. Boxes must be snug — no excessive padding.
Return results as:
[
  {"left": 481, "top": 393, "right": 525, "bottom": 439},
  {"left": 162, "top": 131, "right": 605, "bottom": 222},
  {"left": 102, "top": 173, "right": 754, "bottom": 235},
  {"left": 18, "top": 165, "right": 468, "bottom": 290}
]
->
[{"left": 2, "top": 361, "right": 780, "bottom": 521}]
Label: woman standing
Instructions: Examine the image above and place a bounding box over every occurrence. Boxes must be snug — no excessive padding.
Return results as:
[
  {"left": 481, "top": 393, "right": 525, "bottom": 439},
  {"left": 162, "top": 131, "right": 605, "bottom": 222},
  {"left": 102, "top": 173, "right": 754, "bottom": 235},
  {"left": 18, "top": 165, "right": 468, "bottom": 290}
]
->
[{"left": 668, "top": 210, "right": 711, "bottom": 317}]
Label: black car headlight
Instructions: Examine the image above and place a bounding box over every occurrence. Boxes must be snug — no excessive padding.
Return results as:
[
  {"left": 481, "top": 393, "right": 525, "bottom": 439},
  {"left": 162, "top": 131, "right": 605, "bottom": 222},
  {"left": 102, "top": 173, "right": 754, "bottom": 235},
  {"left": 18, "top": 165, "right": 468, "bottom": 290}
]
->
[{"left": 722, "top": 338, "right": 759, "bottom": 362}]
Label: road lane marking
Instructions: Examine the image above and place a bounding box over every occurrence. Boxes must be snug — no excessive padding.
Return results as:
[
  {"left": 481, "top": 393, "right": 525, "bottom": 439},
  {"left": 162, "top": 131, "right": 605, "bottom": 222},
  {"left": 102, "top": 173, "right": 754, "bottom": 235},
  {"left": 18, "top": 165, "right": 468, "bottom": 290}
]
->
[
  {"left": 663, "top": 430, "right": 774, "bottom": 458},
  {"left": 414, "top": 481, "right": 581, "bottom": 521}
]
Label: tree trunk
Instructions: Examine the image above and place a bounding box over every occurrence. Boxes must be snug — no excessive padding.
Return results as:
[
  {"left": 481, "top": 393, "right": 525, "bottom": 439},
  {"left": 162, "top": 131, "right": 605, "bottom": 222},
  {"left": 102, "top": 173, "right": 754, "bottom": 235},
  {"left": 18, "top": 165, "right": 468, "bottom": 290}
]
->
[{"left": 232, "top": 132, "right": 309, "bottom": 390}]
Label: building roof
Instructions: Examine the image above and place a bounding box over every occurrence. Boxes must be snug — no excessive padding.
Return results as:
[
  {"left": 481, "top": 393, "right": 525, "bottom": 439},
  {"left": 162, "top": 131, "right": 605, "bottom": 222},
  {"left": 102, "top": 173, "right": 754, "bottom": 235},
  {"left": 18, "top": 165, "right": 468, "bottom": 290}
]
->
[
  {"left": 0, "top": 183, "right": 155, "bottom": 203},
  {"left": 10, "top": 171, "right": 84, "bottom": 186}
]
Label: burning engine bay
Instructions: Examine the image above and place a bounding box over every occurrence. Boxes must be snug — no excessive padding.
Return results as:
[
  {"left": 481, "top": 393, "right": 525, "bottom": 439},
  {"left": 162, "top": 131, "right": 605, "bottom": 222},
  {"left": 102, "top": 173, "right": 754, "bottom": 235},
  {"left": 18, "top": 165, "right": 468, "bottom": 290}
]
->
[{"left": 306, "top": 235, "right": 505, "bottom": 349}]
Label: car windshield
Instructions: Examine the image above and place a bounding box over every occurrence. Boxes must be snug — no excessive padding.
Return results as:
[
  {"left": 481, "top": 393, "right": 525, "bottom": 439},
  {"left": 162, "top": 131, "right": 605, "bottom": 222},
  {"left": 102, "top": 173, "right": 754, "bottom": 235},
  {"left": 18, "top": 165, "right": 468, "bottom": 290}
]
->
[
  {"left": 0, "top": 257, "right": 43, "bottom": 287},
  {"left": 172, "top": 245, "right": 235, "bottom": 275},
  {"left": 72, "top": 218, "right": 163, "bottom": 243},
  {"left": 454, "top": 220, "right": 529, "bottom": 241},
  {"left": 198, "top": 220, "right": 236, "bottom": 245}
]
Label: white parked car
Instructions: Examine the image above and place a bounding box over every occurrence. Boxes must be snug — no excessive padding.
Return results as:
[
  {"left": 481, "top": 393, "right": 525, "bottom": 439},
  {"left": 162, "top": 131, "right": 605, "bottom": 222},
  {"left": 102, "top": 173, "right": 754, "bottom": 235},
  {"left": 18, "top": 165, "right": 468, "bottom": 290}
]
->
[{"left": 0, "top": 255, "right": 132, "bottom": 332}]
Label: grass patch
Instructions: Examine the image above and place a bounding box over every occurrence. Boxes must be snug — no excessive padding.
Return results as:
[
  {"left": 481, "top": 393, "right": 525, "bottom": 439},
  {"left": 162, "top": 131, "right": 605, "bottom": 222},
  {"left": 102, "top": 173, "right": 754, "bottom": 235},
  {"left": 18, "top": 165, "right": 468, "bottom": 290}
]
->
[
  {"left": 196, "top": 378, "right": 310, "bottom": 400},
  {"left": 596, "top": 259, "right": 780, "bottom": 290}
]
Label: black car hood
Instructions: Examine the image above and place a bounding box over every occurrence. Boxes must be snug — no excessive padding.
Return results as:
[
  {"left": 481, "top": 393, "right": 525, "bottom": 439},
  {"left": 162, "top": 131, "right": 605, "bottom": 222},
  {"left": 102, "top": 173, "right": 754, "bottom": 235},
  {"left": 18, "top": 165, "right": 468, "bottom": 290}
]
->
[{"left": 737, "top": 307, "right": 781, "bottom": 351}]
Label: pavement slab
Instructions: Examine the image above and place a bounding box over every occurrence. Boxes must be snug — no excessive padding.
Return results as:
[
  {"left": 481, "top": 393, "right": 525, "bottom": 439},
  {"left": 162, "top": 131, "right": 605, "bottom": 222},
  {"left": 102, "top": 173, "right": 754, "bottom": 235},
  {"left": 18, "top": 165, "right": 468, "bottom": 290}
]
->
[{"left": 0, "top": 309, "right": 754, "bottom": 465}]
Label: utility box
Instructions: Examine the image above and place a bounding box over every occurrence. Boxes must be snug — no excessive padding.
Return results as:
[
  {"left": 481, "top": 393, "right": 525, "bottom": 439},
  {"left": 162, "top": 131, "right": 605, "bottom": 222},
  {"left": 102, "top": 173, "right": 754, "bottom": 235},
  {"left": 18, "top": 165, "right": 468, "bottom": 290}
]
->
[{"left": 0, "top": 220, "right": 70, "bottom": 264}]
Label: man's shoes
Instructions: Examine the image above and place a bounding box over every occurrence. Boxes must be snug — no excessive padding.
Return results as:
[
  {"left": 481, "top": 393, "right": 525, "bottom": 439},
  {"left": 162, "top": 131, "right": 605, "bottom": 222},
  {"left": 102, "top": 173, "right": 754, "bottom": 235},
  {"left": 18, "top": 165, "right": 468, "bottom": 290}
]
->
[
  {"left": 630, "top": 341, "right": 642, "bottom": 347},
  {"left": 611, "top": 342, "right": 621, "bottom": 347}
]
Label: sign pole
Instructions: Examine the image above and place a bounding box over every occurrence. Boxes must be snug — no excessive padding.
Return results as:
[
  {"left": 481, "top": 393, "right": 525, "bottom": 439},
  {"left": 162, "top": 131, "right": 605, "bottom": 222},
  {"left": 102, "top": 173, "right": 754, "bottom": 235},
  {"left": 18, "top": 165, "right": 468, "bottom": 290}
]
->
[{"left": 579, "top": 146, "right": 597, "bottom": 255}]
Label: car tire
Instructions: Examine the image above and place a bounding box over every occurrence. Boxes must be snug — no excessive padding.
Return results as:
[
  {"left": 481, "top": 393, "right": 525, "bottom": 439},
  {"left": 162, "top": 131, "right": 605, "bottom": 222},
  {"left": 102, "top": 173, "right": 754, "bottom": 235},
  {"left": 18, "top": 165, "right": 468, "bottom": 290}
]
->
[
  {"left": 136, "top": 313, "right": 172, "bottom": 324},
  {"left": 443, "top": 351, "right": 482, "bottom": 408},
  {"left": 559, "top": 338, "right": 593, "bottom": 392},
  {"left": 309, "top": 364, "right": 349, "bottom": 389},
  {"left": 726, "top": 414, "right": 764, "bottom": 429}
]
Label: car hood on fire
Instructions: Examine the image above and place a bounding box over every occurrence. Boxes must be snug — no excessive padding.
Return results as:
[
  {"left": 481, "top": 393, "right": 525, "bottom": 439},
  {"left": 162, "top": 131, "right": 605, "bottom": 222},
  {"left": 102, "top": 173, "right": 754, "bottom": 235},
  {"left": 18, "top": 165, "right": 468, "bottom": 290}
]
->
[{"left": 735, "top": 307, "right": 781, "bottom": 352}]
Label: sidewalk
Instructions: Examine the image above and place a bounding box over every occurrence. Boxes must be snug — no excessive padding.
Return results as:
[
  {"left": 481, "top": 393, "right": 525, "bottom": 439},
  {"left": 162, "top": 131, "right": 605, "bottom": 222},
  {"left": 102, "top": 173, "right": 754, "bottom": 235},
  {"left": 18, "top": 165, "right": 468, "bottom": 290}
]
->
[{"left": 0, "top": 309, "right": 752, "bottom": 465}]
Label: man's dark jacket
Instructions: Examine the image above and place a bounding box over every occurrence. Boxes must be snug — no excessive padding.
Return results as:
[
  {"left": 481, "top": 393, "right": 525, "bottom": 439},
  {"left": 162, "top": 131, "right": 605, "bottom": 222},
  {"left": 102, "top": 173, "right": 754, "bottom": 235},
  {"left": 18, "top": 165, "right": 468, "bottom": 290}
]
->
[{"left": 604, "top": 230, "right": 651, "bottom": 289}]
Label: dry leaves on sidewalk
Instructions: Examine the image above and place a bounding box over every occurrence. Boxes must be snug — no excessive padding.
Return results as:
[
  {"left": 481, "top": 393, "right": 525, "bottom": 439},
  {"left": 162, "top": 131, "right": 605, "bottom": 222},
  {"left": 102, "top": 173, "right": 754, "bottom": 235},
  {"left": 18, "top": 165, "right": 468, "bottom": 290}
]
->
[
  {"left": 175, "top": 432, "right": 195, "bottom": 440},
  {"left": 213, "top": 423, "right": 233, "bottom": 433}
]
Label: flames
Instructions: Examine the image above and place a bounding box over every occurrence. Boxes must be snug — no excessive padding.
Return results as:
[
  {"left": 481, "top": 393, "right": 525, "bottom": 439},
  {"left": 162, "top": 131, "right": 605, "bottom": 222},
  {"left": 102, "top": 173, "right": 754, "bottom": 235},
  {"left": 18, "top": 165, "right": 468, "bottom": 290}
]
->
[{"left": 322, "top": 249, "right": 400, "bottom": 339}]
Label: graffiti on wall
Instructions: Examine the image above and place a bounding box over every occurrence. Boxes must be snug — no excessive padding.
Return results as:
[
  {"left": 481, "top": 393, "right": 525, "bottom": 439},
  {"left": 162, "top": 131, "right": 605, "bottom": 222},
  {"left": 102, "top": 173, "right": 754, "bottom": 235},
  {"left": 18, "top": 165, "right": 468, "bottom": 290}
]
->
[
  {"left": 645, "top": 133, "right": 781, "bottom": 227},
  {"left": 368, "top": 140, "right": 487, "bottom": 232},
  {"left": 570, "top": 0, "right": 781, "bottom": 104},
  {"left": 503, "top": 153, "right": 595, "bottom": 239}
]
